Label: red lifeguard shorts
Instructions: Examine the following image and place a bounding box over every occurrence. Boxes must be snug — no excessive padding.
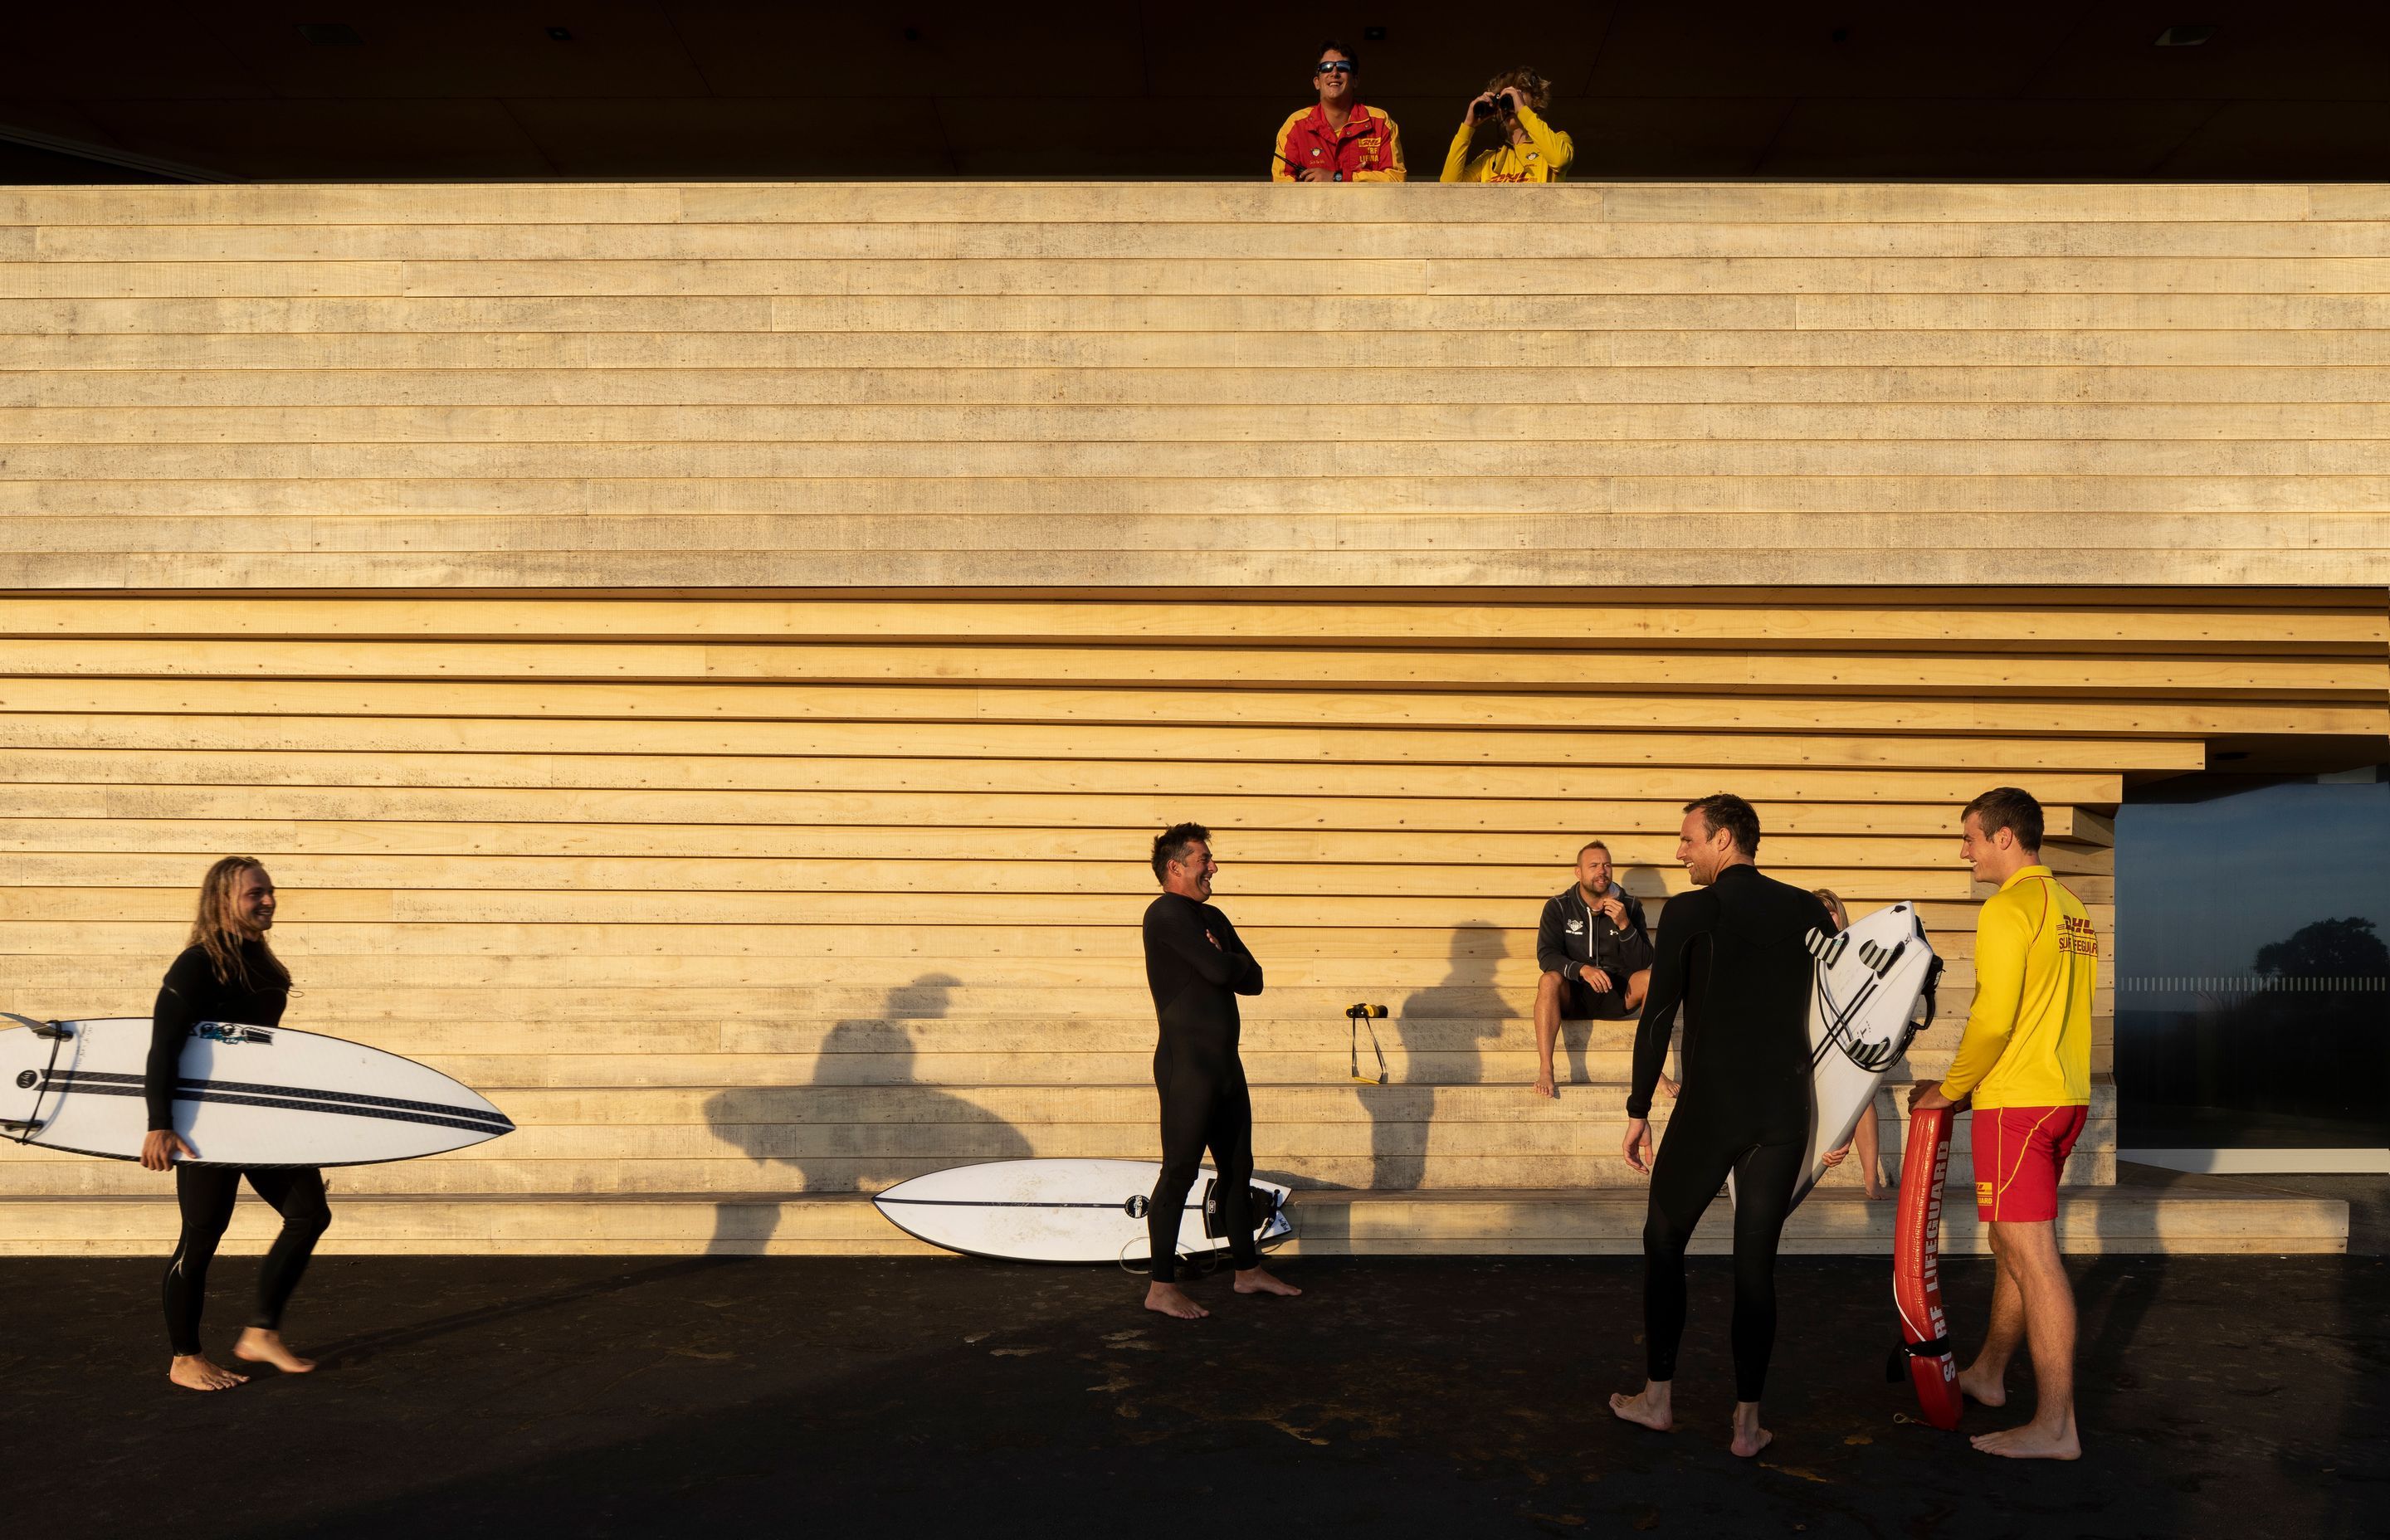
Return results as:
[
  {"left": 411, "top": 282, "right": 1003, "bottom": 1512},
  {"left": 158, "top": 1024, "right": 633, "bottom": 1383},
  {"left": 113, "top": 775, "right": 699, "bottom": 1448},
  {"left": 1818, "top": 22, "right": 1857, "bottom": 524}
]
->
[{"left": 1972, "top": 1105, "right": 2089, "bottom": 1223}]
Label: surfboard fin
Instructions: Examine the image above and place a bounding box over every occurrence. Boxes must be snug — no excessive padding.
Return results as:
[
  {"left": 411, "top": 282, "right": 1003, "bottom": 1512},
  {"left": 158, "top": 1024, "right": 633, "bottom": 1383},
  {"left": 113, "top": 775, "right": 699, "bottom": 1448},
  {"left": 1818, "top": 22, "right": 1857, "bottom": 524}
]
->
[{"left": 1804, "top": 928, "right": 1851, "bottom": 966}]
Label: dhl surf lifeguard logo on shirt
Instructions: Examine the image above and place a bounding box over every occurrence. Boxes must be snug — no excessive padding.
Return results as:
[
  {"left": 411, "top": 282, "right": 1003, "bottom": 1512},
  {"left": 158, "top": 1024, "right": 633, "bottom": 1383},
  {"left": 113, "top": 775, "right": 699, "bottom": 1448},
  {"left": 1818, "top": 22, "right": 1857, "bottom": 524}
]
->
[{"left": 2057, "top": 914, "right": 2099, "bottom": 957}]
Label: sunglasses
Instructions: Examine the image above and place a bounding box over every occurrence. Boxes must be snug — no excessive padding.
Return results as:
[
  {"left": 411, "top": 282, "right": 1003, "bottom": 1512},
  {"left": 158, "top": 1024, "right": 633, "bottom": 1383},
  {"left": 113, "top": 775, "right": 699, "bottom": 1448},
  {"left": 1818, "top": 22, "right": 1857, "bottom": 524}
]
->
[{"left": 1314, "top": 61, "right": 1355, "bottom": 75}]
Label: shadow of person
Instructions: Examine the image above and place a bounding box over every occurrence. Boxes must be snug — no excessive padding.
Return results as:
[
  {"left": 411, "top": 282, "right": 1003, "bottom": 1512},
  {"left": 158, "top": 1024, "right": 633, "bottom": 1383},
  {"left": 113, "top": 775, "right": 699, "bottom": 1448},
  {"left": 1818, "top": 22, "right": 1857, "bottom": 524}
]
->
[
  {"left": 704, "top": 972, "right": 1030, "bottom": 1255},
  {"left": 1356, "top": 924, "right": 1512, "bottom": 1192}
]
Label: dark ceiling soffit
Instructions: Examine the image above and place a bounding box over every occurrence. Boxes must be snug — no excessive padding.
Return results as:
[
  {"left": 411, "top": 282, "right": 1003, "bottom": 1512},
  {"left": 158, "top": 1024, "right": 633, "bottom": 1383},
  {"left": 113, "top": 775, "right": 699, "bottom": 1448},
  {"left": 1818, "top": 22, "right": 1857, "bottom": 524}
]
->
[{"left": 0, "top": 122, "right": 237, "bottom": 183}]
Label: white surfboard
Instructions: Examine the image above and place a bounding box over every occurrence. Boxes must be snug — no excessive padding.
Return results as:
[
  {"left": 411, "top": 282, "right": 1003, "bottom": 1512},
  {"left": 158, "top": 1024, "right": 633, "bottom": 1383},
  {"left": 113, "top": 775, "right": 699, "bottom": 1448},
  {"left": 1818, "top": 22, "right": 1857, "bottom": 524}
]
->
[
  {"left": 874, "top": 1157, "right": 1295, "bottom": 1265},
  {"left": 1727, "top": 901, "right": 1942, "bottom": 1210},
  {"left": 1792, "top": 901, "right": 1942, "bottom": 1206},
  {"left": 0, "top": 1015, "right": 514, "bottom": 1167}
]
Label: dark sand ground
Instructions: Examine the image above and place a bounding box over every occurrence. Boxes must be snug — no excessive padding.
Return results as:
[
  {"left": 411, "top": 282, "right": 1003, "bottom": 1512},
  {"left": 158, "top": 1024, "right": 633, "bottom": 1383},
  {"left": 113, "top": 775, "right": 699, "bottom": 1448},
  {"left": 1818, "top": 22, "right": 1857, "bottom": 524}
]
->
[{"left": 2, "top": 1246, "right": 2379, "bottom": 1539}]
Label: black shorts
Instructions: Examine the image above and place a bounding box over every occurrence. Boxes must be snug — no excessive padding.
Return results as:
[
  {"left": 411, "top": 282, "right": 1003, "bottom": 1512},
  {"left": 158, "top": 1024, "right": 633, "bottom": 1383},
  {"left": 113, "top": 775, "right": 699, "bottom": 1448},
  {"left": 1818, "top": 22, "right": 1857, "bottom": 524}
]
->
[{"left": 1559, "top": 970, "right": 1637, "bottom": 1021}]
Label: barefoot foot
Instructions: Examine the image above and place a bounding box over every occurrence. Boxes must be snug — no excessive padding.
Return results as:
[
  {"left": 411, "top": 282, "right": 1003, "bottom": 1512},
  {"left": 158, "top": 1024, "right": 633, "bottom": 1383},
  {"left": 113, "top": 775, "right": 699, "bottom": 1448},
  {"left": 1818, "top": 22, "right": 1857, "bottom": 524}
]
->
[
  {"left": 233, "top": 1328, "right": 316, "bottom": 1374},
  {"left": 1608, "top": 1382, "right": 1672, "bottom": 1432},
  {"left": 168, "top": 1354, "right": 248, "bottom": 1391},
  {"left": 1956, "top": 1362, "right": 2007, "bottom": 1408},
  {"left": 1144, "top": 1282, "right": 1208, "bottom": 1320},
  {"left": 1729, "top": 1401, "right": 1772, "bottom": 1458},
  {"left": 1232, "top": 1266, "right": 1301, "bottom": 1298},
  {"left": 1531, "top": 1072, "right": 1558, "bottom": 1099},
  {"left": 1972, "top": 1421, "right": 2080, "bottom": 1460}
]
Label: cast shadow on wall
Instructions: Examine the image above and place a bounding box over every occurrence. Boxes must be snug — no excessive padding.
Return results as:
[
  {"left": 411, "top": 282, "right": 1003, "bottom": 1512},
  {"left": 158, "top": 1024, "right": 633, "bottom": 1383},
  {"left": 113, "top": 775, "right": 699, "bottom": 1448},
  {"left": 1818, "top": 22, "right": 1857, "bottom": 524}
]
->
[
  {"left": 1352, "top": 924, "right": 1511, "bottom": 1192},
  {"left": 704, "top": 972, "right": 1031, "bottom": 1254}
]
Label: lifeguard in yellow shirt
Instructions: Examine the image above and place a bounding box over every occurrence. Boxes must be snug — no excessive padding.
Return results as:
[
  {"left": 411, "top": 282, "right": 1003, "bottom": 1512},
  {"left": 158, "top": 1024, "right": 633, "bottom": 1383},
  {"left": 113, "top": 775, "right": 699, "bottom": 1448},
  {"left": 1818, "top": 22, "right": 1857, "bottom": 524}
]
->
[
  {"left": 1440, "top": 68, "right": 1573, "bottom": 183},
  {"left": 1910, "top": 787, "right": 2095, "bottom": 1463}
]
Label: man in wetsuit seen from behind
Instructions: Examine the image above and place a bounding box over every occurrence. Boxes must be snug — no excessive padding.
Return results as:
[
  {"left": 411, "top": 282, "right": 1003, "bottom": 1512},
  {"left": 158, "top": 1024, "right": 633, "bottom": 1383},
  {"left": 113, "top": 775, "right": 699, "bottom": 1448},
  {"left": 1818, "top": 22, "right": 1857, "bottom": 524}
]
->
[
  {"left": 1609, "top": 793, "right": 1834, "bottom": 1458},
  {"left": 1140, "top": 823, "right": 1303, "bottom": 1319}
]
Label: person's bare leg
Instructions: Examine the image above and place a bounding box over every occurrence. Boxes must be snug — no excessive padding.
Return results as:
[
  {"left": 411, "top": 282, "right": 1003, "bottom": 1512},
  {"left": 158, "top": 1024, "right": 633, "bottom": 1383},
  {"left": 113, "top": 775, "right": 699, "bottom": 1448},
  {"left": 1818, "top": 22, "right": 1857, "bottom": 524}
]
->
[
  {"left": 1233, "top": 1265, "right": 1301, "bottom": 1297},
  {"left": 1144, "top": 1282, "right": 1208, "bottom": 1319},
  {"left": 1608, "top": 1378, "right": 1671, "bottom": 1432},
  {"left": 168, "top": 1353, "right": 247, "bottom": 1391},
  {"left": 1532, "top": 972, "right": 1563, "bottom": 1098},
  {"left": 233, "top": 1327, "right": 315, "bottom": 1373},
  {"left": 1624, "top": 968, "right": 1651, "bottom": 1013},
  {"left": 1973, "top": 1220, "right": 2080, "bottom": 1460},
  {"left": 1958, "top": 1226, "right": 2022, "bottom": 1408},
  {"left": 1729, "top": 1400, "right": 1772, "bottom": 1458},
  {"left": 1856, "top": 1102, "right": 1887, "bottom": 1200}
]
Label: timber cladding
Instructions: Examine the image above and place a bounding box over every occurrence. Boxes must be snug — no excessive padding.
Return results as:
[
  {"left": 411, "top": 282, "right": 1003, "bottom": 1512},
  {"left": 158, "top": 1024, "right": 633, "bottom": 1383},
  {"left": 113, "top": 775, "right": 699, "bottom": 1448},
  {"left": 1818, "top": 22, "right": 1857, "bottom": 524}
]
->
[
  {"left": 0, "top": 586, "right": 2382, "bottom": 1235},
  {"left": 0, "top": 183, "right": 2384, "bottom": 1250},
  {"left": 1, "top": 181, "right": 2388, "bottom": 587}
]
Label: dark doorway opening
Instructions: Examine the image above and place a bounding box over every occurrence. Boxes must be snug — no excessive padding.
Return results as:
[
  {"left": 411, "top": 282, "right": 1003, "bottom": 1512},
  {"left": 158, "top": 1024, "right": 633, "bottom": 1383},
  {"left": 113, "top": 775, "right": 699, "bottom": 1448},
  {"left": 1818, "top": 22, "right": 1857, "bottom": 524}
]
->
[{"left": 2115, "top": 768, "right": 2390, "bottom": 1163}]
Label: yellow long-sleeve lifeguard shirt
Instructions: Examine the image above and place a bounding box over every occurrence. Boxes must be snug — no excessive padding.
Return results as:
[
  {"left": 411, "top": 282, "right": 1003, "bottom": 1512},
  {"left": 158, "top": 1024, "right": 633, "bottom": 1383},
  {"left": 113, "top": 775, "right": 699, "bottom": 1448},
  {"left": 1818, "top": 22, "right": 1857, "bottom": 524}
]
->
[
  {"left": 1439, "top": 105, "right": 1573, "bottom": 183},
  {"left": 1940, "top": 864, "right": 2096, "bottom": 1110}
]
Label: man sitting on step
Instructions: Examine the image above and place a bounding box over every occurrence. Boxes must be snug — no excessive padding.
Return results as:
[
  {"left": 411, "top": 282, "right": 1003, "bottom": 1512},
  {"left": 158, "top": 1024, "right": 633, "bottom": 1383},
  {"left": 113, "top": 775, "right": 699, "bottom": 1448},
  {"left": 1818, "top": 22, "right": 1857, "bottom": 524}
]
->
[{"left": 1530, "top": 840, "right": 1654, "bottom": 1099}]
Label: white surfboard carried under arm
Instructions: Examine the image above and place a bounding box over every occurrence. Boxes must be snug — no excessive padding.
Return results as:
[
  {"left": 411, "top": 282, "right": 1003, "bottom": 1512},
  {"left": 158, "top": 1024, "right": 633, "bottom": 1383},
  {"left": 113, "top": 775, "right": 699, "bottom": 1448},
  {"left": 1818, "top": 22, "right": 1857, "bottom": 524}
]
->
[
  {"left": 1725, "top": 901, "right": 1942, "bottom": 1211},
  {"left": 1791, "top": 901, "right": 1943, "bottom": 1206},
  {"left": 873, "top": 1157, "right": 1295, "bottom": 1265},
  {"left": 0, "top": 1014, "right": 515, "bottom": 1167}
]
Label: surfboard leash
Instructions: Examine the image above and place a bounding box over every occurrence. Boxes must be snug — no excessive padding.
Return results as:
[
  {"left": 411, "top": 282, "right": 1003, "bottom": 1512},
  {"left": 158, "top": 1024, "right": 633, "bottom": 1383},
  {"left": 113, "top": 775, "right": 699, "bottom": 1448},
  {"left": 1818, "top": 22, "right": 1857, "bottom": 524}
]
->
[{"left": 1116, "top": 1240, "right": 1211, "bottom": 1279}]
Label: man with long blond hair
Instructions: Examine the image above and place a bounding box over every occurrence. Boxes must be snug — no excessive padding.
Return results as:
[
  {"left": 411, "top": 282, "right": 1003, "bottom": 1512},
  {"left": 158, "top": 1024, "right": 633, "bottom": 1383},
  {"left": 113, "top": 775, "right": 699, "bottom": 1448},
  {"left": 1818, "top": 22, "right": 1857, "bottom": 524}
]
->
[{"left": 141, "top": 856, "right": 329, "bottom": 1391}]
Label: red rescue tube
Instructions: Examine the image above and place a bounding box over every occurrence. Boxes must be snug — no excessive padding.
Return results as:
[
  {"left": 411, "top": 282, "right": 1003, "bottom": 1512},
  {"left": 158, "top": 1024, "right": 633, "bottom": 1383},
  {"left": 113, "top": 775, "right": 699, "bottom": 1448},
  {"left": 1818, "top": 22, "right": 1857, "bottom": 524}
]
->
[{"left": 1890, "top": 1103, "right": 1964, "bottom": 1430}]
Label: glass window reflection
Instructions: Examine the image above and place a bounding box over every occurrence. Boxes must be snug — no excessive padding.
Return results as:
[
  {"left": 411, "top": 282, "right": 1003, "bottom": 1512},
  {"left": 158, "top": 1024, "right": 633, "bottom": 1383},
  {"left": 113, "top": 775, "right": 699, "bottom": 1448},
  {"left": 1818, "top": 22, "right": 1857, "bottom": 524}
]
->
[{"left": 2115, "top": 772, "right": 2390, "bottom": 1150}]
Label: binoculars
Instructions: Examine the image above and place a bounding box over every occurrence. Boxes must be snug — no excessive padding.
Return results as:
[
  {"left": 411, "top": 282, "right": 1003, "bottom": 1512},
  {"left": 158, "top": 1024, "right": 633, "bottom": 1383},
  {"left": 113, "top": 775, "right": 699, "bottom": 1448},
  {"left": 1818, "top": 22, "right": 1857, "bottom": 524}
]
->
[{"left": 1471, "top": 93, "right": 1514, "bottom": 121}]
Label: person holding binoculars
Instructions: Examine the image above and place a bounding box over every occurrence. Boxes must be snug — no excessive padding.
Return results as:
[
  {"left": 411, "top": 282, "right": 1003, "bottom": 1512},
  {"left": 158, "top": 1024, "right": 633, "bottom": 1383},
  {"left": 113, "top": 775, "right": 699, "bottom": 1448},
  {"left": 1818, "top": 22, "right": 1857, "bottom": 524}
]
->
[{"left": 1440, "top": 67, "right": 1573, "bottom": 183}]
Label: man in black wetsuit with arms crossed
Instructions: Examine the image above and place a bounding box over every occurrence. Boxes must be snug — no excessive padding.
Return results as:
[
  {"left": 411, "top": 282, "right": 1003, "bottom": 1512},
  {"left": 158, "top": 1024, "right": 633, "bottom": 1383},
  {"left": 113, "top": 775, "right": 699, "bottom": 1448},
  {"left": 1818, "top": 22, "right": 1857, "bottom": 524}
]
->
[
  {"left": 1140, "top": 823, "right": 1301, "bottom": 1319},
  {"left": 1609, "top": 794, "right": 1832, "bottom": 1457}
]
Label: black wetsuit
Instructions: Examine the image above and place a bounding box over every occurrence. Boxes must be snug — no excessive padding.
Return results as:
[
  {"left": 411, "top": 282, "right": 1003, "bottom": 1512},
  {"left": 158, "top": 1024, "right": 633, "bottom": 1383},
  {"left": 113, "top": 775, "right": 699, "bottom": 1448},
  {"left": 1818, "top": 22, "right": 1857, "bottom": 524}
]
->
[
  {"left": 1627, "top": 865, "right": 1832, "bottom": 1401},
  {"left": 148, "top": 940, "right": 329, "bottom": 1357},
  {"left": 1140, "top": 891, "right": 1265, "bottom": 1284}
]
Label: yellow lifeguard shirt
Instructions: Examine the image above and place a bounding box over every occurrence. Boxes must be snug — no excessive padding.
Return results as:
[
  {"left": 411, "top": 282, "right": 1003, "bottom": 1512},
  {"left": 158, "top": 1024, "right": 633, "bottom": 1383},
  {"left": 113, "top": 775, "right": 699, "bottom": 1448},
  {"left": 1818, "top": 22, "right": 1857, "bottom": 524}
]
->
[
  {"left": 1941, "top": 865, "right": 2097, "bottom": 1110},
  {"left": 1439, "top": 105, "right": 1574, "bottom": 183}
]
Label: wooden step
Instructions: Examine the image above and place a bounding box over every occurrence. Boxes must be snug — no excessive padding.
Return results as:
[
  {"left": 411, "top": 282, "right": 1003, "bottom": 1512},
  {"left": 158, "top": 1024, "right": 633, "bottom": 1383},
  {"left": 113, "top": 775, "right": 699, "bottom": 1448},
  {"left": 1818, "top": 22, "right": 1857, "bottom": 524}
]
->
[
  {"left": 0, "top": 1150, "right": 2114, "bottom": 1196},
  {"left": 0, "top": 1184, "right": 2340, "bottom": 1257},
  {"left": 0, "top": 1082, "right": 2119, "bottom": 1195},
  {"left": 6, "top": 977, "right": 2059, "bottom": 1021}
]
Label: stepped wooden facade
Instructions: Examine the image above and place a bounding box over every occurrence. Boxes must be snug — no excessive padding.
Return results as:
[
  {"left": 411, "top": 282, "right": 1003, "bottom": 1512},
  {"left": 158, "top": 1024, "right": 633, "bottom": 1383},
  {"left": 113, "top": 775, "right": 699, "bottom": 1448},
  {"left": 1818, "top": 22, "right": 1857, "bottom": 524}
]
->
[{"left": 0, "top": 182, "right": 2379, "bottom": 1255}]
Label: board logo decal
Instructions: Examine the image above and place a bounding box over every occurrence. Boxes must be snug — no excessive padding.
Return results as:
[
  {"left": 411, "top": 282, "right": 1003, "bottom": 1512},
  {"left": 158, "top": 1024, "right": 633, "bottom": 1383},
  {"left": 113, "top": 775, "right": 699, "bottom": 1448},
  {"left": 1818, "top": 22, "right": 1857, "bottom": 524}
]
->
[
  {"left": 195, "top": 1022, "right": 273, "bottom": 1045},
  {"left": 13, "top": 1071, "right": 33, "bottom": 1089}
]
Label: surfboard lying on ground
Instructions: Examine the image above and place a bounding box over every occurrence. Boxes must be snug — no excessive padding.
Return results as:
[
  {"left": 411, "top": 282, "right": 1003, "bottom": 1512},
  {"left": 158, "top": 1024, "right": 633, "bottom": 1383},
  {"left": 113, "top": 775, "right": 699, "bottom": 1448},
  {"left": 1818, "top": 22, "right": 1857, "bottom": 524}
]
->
[
  {"left": 0, "top": 1015, "right": 514, "bottom": 1167},
  {"left": 1890, "top": 1103, "right": 1964, "bottom": 1429},
  {"left": 873, "top": 1157, "right": 1295, "bottom": 1265}
]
